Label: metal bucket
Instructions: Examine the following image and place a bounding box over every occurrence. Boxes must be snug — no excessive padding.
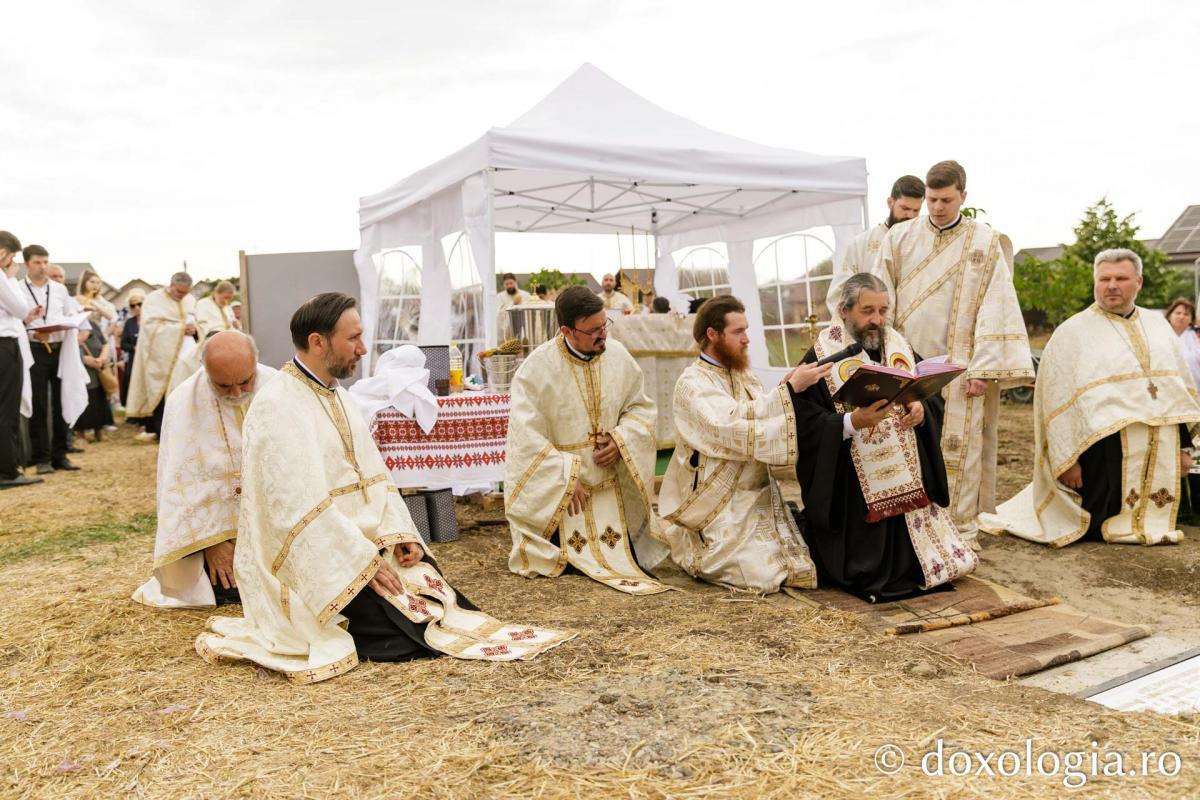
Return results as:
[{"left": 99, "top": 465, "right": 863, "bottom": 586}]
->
[
  {"left": 504, "top": 303, "right": 557, "bottom": 355},
  {"left": 483, "top": 354, "right": 521, "bottom": 393}
]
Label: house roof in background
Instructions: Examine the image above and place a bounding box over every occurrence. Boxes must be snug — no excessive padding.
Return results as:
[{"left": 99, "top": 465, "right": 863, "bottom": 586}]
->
[{"left": 1157, "top": 205, "right": 1200, "bottom": 256}]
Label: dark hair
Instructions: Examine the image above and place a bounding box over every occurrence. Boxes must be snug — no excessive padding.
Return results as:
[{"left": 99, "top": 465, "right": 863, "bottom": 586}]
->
[
  {"left": 692, "top": 295, "right": 746, "bottom": 345},
  {"left": 1165, "top": 297, "right": 1196, "bottom": 323},
  {"left": 501, "top": 272, "right": 517, "bottom": 282},
  {"left": 555, "top": 285, "right": 604, "bottom": 329},
  {"left": 652, "top": 297, "right": 671, "bottom": 313},
  {"left": 534, "top": 284, "right": 548, "bottom": 296},
  {"left": 926, "top": 160, "right": 966, "bottom": 192},
  {"left": 290, "top": 292, "right": 358, "bottom": 350},
  {"left": 0, "top": 231, "right": 20, "bottom": 254},
  {"left": 890, "top": 175, "right": 925, "bottom": 200},
  {"left": 22, "top": 244, "right": 48, "bottom": 262}
]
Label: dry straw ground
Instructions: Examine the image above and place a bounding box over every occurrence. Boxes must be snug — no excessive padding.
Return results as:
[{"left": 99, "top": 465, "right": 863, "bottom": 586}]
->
[{"left": 2, "top": 412, "right": 1198, "bottom": 799}]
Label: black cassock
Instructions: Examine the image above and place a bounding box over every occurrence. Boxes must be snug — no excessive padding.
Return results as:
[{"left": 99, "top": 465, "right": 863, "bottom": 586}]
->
[
  {"left": 340, "top": 554, "right": 479, "bottom": 662},
  {"left": 1075, "top": 425, "right": 1193, "bottom": 539},
  {"left": 789, "top": 347, "right": 952, "bottom": 603}
]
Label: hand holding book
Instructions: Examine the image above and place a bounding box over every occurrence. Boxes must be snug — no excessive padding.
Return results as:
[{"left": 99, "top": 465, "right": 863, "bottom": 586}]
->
[{"left": 831, "top": 358, "right": 965, "bottom": 408}]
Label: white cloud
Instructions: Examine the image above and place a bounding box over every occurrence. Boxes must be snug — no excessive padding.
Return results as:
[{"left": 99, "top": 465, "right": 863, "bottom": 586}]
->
[{"left": 2, "top": 0, "right": 1197, "bottom": 287}]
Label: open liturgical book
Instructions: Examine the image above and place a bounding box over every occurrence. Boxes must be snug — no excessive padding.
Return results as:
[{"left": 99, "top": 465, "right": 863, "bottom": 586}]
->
[{"left": 831, "top": 356, "right": 965, "bottom": 408}]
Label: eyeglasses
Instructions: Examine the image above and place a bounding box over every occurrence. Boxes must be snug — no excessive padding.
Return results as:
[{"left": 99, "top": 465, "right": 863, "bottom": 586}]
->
[
  {"left": 571, "top": 318, "right": 613, "bottom": 339},
  {"left": 129, "top": 303, "right": 142, "bottom": 308}
]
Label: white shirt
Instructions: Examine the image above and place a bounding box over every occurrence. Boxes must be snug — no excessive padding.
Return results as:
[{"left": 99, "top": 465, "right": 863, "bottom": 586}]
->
[
  {"left": 23, "top": 278, "right": 73, "bottom": 344},
  {"left": 0, "top": 276, "right": 33, "bottom": 339}
]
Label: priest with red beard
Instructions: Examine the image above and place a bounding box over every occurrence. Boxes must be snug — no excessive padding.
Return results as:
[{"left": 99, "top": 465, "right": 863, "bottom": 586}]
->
[
  {"left": 789, "top": 273, "right": 977, "bottom": 602},
  {"left": 658, "top": 296, "right": 829, "bottom": 594}
]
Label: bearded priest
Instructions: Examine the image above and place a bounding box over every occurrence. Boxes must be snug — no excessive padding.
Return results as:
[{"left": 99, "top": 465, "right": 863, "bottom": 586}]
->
[
  {"left": 658, "top": 295, "right": 826, "bottom": 594},
  {"left": 133, "top": 330, "right": 276, "bottom": 608},
  {"left": 792, "top": 273, "right": 977, "bottom": 602},
  {"left": 197, "top": 294, "right": 572, "bottom": 683},
  {"left": 979, "top": 250, "right": 1200, "bottom": 547},
  {"left": 505, "top": 286, "right": 670, "bottom": 595},
  {"left": 826, "top": 175, "right": 925, "bottom": 318}
]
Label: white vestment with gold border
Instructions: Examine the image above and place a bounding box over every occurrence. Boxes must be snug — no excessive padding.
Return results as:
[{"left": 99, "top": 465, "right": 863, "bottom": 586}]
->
[
  {"left": 658, "top": 359, "right": 817, "bottom": 593},
  {"left": 505, "top": 336, "right": 671, "bottom": 595},
  {"left": 132, "top": 364, "right": 277, "bottom": 608},
  {"left": 873, "top": 215, "right": 1034, "bottom": 542},
  {"left": 979, "top": 305, "right": 1200, "bottom": 546}
]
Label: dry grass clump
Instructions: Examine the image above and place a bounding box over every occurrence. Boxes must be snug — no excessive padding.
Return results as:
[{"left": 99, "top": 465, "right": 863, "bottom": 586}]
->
[{"left": 2, "top": 519, "right": 1197, "bottom": 799}]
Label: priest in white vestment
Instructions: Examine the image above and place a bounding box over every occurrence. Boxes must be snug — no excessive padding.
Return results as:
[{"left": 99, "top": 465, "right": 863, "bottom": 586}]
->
[
  {"left": 596, "top": 273, "right": 634, "bottom": 312},
  {"left": 198, "top": 294, "right": 571, "bottom": 683},
  {"left": 873, "top": 161, "right": 1034, "bottom": 545},
  {"left": 133, "top": 331, "right": 276, "bottom": 608},
  {"left": 495, "top": 272, "right": 532, "bottom": 342},
  {"left": 126, "top": 272, "right": 197, "bottom": 438},
  {"left": 658, "top": 295, "right": 826, "bottom": 593},
  {"left": 194, "top": 280, "right": 239, "bottom": 338},
  {"left": 980, "top": 250, "right": 1200, "bottom": 547},
  {"left": 827, "top": 175, "right": 925, "bottom": 317},
  {"left": 505, "top": 286, "right": 670, "bottom": 595}
]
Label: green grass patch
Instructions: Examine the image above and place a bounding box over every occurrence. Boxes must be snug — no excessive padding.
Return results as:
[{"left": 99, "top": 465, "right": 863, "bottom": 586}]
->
[{"left": 0, "top": 512, "right": 157, "bottom": 567}]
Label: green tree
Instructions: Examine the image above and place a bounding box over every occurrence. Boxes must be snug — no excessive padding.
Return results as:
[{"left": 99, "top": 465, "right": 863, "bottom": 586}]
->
[
  {"left": 521, "top": 268, "right": 585, "bottom": 292},
  {"left": 1014, "top": 199, "right": 1176, "bottom": 325}
]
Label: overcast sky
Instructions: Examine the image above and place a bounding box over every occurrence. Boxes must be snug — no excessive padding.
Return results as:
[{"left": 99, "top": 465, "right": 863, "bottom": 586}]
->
[{"left": 4, "top": 0, "right": 1197, "bottom": 287}]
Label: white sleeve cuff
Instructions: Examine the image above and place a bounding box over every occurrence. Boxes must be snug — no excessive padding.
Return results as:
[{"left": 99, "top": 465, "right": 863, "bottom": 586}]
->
[{"left": 842, "top": 413, "right": 855, "bottom": 440}]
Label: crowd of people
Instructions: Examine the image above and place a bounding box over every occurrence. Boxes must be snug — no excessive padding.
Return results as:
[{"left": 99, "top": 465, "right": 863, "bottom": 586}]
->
[
  {"left": 10, "top": 158, "right": 1200, "bottom": 684},
  {"left": 0, "top": 232, "right": 242, "bottom": 490}
]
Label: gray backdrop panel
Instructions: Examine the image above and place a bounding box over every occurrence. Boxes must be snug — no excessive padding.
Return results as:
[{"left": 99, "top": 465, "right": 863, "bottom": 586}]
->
[{"left": 244, "top": 249, "right": 361, "bottom": 383}]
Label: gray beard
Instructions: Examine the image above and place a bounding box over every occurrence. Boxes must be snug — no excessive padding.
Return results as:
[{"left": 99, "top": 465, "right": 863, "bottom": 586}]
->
[
  {"left": 218, "top": 393, "right": 252, "bottom": 408},
  {"left": 845, "top": 319, "right": 883, "bottom": 352}
]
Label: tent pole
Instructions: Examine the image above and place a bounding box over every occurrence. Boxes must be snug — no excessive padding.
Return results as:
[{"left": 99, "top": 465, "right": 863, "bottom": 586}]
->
[{"left": 861, "top": 195, "right": 871, "bottom": 229}]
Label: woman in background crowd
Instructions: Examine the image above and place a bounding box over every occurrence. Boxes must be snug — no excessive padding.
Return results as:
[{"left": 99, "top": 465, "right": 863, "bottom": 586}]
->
[
  {"left": 75, "top": 268, "right": 119, "bottom": 428},
  {"left": 120, "top": 291, "right": 145, "bottom": 427},
  {"left": 75, "top": 318, "right": 115, "bottom": 440},
  {"left": 1165, "top": 297, "right": 1200, "bottom": 389}
]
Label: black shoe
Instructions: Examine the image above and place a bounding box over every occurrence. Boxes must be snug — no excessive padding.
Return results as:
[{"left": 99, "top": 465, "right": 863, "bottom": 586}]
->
[
  {"left": 36, "top": 463, "right": 54, "bottom": 475},
  {"left": 0, "top": 475, "right": 45, "bottom": 489},
  {"left": 51, "top": 458, "right": 81, "bottom": 471},
  {"left": 67, "top": 445, "right": 85, "bottom": 454}
]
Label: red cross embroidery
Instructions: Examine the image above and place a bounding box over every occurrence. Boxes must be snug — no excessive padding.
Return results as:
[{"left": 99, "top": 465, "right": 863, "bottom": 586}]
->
[{"left": 482, "top": 645, "right": 510, "bottom": 656}]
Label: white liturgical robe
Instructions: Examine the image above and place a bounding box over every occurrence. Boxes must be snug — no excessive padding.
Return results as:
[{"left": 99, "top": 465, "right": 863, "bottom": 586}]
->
[
  {"left": 132, "top": 364, "right": 277, "bottom": 608},
  {"left": 197, "top": 361, "right": 571, "bottom": 683},
  {"left": 827, "top": 223, "right": 888, "bottom": 317},
  {"left": 874, "top": 215, "right": 1034, "bottom": 542},
  {"left": 126, "top": 288, "right": 196, "bottom": 417},
  {"left": 979, "top": 305, "right": 1200, "bottom": 546},
  {"left": 505, "top": 336, "right": 670, "bottom": 595},
  {"left": 194, "top": 295, "right": 236, "bottom": 339},
  {"left": 658, "top": 358, "right": 818, "bottom": 593}
]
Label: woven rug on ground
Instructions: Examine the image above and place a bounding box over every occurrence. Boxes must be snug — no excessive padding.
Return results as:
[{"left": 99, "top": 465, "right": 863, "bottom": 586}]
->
[
  {"left": 784, "top": 575, "right": 1060, "bottom": 635},
  {"left": 918, "top": 604, "right": 1151, "bottom": 680}
]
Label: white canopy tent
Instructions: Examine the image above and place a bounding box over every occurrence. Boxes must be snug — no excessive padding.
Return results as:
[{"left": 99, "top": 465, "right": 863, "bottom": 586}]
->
[{"left": 356, "top": 63, "right": 868, "bottom": 383}]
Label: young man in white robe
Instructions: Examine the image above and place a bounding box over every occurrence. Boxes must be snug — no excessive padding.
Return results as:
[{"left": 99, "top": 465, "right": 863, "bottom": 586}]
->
[
  {"left": 194, "top": 280, "right": 239, "bottom": 338},
  {"left": 126, "top": 272, "right": 197, "bottom": 440},
  {"left": 198, "top": 293, "right": 570, "bottom": 683},
  {"left": 133, "top": 330, "right": 276, "bottom": 608},
  {"left": 872, "top": 161, "right": 1034, "bottom": 546},
  {"left": 658, "top": 295, "right": 828, "bottom": 594},
  {"left": 596, "top": 273, "right": 634, "bottom": 312},
  {"left": 505, "top": 286, "right": 670, "bottom": 595},
  {"left": 826, "top": 175, "right": 925, "bottom": 318},
  {"left": 979, "top": 250, "right": 1200, "bottom": 547}
]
